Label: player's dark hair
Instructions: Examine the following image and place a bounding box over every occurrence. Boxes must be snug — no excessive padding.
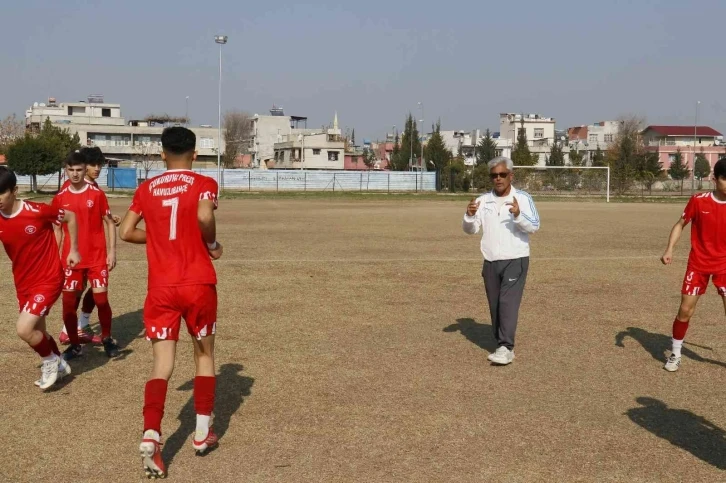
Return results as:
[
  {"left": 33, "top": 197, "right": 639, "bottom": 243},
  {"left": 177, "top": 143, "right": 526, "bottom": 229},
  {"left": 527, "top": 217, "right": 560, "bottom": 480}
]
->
[
  {"left": 715, "top": 158, "right": 726, "bottom": 180},
  {"left": 80, "top": 146, "right": 105, "bottom": 167},
  {"left": 64, "top": 150, "right": 87, "bottom": 167},
  {"left": 0, "top": 166, "right": 17, "bottom": 194},
  {"left": 161, "top": 127, "right": 196, "bottom": 156}
]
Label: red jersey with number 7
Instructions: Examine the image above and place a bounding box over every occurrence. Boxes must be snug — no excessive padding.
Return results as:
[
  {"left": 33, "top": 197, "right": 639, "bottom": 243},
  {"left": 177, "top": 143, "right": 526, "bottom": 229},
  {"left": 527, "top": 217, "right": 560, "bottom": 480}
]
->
[
  {"left": 681, "top": 191, "right": 726, "bottom": 273},
  {"left": 129, "top": 169, "right": 218, "bottom": 288}
]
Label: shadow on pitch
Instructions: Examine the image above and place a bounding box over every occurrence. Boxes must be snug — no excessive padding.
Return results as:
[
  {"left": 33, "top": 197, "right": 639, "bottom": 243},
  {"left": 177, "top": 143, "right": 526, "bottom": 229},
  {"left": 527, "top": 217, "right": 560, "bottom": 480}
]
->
[
  {"left": 626, "top": 397, "right": 726, "bottom": 470},
  {"left": 615, "top": 327, "right": 726, "bottom": 369},
  {"left": 67, "top": 309, "right": 145, "bottom": 377},
  {"left": 443, "top": 318, "right": 498, "bottom": 354},
  {"left": 162, "top": 363, "right": 255, "bottom": 467}
]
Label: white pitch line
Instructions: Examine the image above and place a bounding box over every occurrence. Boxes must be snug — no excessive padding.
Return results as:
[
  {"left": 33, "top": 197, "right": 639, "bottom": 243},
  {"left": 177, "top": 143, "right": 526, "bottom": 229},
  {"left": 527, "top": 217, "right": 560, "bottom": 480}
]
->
[{"left": 93, "top": 255, "right": 658, "bottom": 264}]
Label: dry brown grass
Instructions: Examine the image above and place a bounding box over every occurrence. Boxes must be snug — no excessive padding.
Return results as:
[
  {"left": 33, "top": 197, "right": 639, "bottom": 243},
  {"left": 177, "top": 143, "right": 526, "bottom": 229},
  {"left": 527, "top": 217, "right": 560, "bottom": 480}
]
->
[{"left": 0, "top": 198, "right": 725, "bottom": 482}]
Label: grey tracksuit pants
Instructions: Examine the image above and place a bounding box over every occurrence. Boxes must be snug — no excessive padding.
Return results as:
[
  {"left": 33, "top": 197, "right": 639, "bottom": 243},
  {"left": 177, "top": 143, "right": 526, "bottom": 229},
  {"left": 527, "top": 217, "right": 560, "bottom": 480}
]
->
[{"left": 482, "top": 257, "right": 529, "bottom": 350}]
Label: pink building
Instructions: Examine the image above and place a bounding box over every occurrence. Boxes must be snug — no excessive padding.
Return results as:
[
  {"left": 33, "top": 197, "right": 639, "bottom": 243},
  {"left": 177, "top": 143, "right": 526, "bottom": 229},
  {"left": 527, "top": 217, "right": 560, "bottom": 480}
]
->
[{"left": 642, "top": 125, "right": 726, "bottom": 175}]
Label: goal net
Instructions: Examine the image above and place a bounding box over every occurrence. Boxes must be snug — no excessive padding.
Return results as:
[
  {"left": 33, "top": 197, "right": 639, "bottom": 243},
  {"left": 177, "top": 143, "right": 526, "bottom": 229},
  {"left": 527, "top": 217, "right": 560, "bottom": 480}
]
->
[{"left": 513, "top": 166, "right": 611, "bottom": 202}]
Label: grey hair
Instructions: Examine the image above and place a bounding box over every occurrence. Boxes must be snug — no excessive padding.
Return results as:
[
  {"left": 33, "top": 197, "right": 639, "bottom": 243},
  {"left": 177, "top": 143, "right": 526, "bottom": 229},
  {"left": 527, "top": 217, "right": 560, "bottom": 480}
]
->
[{"left": 488, "top": 156, "right": 514, "bottom": 172}]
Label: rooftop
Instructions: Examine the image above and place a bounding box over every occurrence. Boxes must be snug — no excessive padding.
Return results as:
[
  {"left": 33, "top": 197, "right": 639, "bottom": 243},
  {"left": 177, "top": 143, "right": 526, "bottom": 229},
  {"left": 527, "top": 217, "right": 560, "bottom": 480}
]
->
[{"left": 643, "top": 125, "right": 722, "bottom": 137}]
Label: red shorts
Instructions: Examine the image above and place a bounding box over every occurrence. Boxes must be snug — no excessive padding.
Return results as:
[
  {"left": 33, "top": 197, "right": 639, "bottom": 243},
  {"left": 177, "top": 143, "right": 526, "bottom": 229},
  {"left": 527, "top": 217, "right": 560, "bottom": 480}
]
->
[
  {"left": 143, "top": 284, "right": 217, "bottom": 341},
  {"left": 681, "top": 269, "right": 726, "bottom": 296},
  {"left": 17, "top": 284, "right": 62, "bottom": 317},
  {"left": 63, "top": 265, "right": 109, "bottom": 291}
]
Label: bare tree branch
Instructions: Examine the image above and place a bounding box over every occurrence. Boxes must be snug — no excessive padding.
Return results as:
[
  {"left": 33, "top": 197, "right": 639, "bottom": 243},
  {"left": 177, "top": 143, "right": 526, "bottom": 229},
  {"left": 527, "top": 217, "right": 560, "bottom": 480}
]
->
[{"left": 223, "top": 110, "right": 253, "bottom": 168}]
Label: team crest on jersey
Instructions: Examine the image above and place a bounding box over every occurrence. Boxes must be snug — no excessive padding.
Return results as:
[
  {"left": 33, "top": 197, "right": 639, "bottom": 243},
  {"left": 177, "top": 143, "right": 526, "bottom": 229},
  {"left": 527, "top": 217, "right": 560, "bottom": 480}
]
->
[
  {"left": 33, "top": 294, "right": 45, "bottom": 303},
  {"left": 101, "top": 269, "right": 108, "bottom": 277},
  {"left": 87, "top": 200, "right": 94, "bottom": 208},
  {"left": 65, "top": 268, "right": 73, "bottom": 277},
  {"left": 25, "top": 225, "right": 37, "bottom": 235}
]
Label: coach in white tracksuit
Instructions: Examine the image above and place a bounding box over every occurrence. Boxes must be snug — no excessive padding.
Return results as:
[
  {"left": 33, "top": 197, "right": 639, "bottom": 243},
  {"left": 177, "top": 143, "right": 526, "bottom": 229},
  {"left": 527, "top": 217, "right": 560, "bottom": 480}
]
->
[{"left": 462, "top": 156, "right": 540, "bottom": 365}]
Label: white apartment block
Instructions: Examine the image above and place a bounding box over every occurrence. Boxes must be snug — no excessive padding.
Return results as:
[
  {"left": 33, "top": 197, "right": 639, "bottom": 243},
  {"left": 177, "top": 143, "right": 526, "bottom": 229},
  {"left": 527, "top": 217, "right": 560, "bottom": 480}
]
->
[
  {"left": 272, "top": 113, "right": 345, "bottom": 170},
  {"left": 440, "top": 129, "right": 512, "bottom": 166},
  {"left": 25, "top": 96, "right": 224, "bottom": 165},
  {"left": 499, "top": 113, "right": 556, "bottom": 147}
]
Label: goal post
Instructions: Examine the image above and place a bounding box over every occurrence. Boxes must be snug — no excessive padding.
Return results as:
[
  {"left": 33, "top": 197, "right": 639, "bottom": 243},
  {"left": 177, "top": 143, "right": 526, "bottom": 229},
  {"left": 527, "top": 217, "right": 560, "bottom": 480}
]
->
[{"left": 513, "top": 165, "right": 611, "bottom": 203}]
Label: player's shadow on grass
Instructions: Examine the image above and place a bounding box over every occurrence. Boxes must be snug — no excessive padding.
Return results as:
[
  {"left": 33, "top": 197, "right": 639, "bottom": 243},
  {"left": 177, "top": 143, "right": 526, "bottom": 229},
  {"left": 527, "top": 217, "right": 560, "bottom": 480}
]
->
[
  {"left": 626, "top": 397, "right": 726, "bottom": 470},
  {"left": 615, "top": 327, "right": 726, "bottom": 369},
  {"left": 443, "top": 318, "right": 498, "bottom": 354},
  {"left": 162, "top": 363, "right": 254, "bottom": 467},
  {"left": 68, "top": 309, "right": 145, "bottom": 377}
]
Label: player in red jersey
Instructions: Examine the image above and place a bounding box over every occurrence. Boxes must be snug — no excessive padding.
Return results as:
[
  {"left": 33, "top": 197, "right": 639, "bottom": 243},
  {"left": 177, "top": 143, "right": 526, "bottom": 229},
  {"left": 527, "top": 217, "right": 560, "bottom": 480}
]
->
[
  {"left": 0, "top": 166, "right": 81, "bottom": 390},
  {"left": 120, "top": 127, "right": 223, "bottom": 479},
  {"left": 58, "top": 147, "right": 121, "bottom": 345},
  {"left": 53, "top": 151, "right": 119, "bottom": 360},
  {"left": 661, "top": 157, "right": 726, "bottom": 372}
]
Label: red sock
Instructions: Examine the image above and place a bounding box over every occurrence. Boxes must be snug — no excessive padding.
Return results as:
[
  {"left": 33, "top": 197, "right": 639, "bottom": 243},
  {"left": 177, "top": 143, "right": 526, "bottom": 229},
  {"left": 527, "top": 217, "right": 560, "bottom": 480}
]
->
[
  {"left": 31, "top": 335, "right": 52, "bottom": 357},
  {"left": 143, "top": 379, "right": 169, "bottom": 435},
  {"left": 93, "top": 292, "right": 112, "bottom": 339},
  {"left": 47, "top": 333, "right": 61, "bottom": 356},
  {"left": 194, "top": 376, "right": 216, "bottom": 416},
  {"left": 673, "top": 318, "right": 690, "bottom": 340},
  {"left": 62, "top": 291, "right": 81, "bottom": 345},
  {"left": 81, "top": 289, "right": 95, "bottom": 314}
]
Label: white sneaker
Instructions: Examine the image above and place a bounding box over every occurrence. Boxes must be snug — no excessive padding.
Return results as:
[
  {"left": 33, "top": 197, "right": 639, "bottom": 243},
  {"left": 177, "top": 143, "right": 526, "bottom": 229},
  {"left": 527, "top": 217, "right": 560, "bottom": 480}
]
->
[
  {"left": 34, "top": 358, "right": 71, "bottom": 387},
  {"left": 38, "top": 356, "right": 60, "bottom": 390},
  {"left": 488, "top": 346, "right": 515, "bottom": 365},
  {"left": 664, "top": 354, "right": 681, "bottom": 372}
]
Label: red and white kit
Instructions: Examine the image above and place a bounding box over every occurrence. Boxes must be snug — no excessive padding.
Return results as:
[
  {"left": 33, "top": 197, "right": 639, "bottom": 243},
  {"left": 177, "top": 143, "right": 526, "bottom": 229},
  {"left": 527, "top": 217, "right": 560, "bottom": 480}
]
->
[
  {"left": 61, "top": 178, "right": 99, "bottom": 191},
  {"left": 129, "top": 169, "right": 219, "bottom": 341},
  {"left": 680, "top": 192, "right": 726, "bottom": 296},
  {"left": 53, "top": 184, "right": 111, "bottom": 290},
  {"left": 0, "top": 201, "right": 64, "bottom": 316}
]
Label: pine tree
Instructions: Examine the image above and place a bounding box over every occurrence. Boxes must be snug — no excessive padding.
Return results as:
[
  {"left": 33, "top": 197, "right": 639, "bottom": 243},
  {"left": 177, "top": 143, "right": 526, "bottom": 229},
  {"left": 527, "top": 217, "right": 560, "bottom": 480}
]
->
[
  {"left": 475, "top": 129, "right": 498, "bottom": 166},
  {"left": 546, "top": 142, "right": 565, "bottom": 166},
  {"left": 390, "top": 114, "right": 421, "bottom": 171},
  {"left": 351, "top": 129, "right": 356, "bottom": 146},
  {"left": 511, "top": 117, "right": 538, "bottom": 166},
  {"left": 424, "top": 121, "right": 452, "bottom": 171},
  {"left": 668, "top": 148, "right": 690, "bottom": 195},
  {"left": 592, "top": 146, "right": 605, "bottom": 166},
  {"left": 694, "top": 152, "right": 710, "bottom": 189},
  {"left": 569, "top": 149, "right": 585, "bottom": 167}
]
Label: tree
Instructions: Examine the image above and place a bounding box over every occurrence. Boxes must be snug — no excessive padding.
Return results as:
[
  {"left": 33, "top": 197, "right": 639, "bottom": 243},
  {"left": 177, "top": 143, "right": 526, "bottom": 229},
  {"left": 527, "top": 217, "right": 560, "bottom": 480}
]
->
[
  {"left": 547, "top": 142, "right": 565, "bottom": 166},
  {"left": 6, "top": 118, "right": 80, "bottom": 191},
  {"left": 569, "top": 149, "right": 585, "bottom": 167},
  {"left": 636, "top": 151, "right": 664, "bottom": 195},
  {"left": 390, "top": 132, "right": 400, "bottom": 170},
  {"left": 511, "top": 117, "right": 539, "bottom": 166},
  {"left": 694, "top": 153, "right": 711, "bottom": 189},
  {"left": 390, "top": 114, "right": 421, "bottom": 171},
  {"left": 475, "top": 129, "right": 498, "bottom": 166},
  {"left": 223, "top": 110, "right": 252, "bottom": 168},
  {"left": 0, "top": 114, "right": 24, "bottom": 154},
  {"left": 607, "top": 116, "right": 644, "bottom": 195},
  {"left": 592, "top": 146, "right": 606, "bottom": 167},
  {"left": 424, "top": 121, "right": 452, "bottom": 172},
  {"left": 362, "top": 147, "right": 376, "bottom": 169},
  {"left": 668, "top": 148, "right": 690, "bottom": 195},
  {"left": 133, "top": 141, "right": 162, "bottom": 180},
  {"left": 351, "top": 129, "right": 356, "bottom": 146}
]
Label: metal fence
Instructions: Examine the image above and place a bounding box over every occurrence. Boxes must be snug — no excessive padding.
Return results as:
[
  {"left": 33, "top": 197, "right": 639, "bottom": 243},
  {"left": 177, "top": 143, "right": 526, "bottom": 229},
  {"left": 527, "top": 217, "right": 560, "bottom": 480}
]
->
[{"left": 17, "top": 169, "right": 437, "bottom": 193}]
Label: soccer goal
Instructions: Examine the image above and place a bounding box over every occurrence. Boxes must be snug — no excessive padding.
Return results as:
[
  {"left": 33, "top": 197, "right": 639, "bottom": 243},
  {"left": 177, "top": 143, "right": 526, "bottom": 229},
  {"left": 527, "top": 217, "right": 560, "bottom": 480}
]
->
[{"left": 513, "top": 165, "right": 611, "bottom": 202}]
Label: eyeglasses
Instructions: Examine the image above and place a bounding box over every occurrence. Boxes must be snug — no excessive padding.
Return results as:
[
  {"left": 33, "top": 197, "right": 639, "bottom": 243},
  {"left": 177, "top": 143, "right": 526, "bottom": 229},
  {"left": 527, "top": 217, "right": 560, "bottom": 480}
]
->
[{"left": 489, "top": 172, "right": 510, "bottom": 179}]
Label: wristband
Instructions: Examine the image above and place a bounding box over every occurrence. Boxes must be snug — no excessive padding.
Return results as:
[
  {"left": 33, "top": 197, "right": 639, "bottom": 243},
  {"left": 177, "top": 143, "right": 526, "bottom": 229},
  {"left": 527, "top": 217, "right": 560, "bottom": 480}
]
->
[{"left": 207, "top": 241, "right": 218, "bottom": 250}]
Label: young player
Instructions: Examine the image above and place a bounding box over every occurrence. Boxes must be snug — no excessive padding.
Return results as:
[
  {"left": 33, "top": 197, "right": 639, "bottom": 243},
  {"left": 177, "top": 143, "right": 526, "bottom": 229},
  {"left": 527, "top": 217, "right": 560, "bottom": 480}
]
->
[
  {"left": 661, "top": 157, "right": 726, "bottom": 372},
  {"left": 59, "top": 147, "right": 121, "bottom": 344},
  {"left": 120, "top": 127, "right": 223, "bottom": 479},
  {"left": 0, "top": 166, "right": 81, "bottom": 390},
  {"left": 53, "top": 151, "right": 119, "bottom": 360}
]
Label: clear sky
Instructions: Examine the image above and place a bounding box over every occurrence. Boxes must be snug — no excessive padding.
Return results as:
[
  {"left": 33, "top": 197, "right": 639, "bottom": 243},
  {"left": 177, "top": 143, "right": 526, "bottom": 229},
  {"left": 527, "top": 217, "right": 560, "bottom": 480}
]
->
[{"left": 2, "top": 0, "right": 725, "bottom": 141}]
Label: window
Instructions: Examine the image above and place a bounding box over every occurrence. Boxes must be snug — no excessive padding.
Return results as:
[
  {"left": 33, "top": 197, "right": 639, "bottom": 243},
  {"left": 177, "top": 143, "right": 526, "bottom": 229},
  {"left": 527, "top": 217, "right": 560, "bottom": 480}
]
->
[
  {"left": 313, "top": 149, "right": 321, "bottom": 155},
  {"left": 588, "top": 134, "right": 598, "bottom": 143},
  {"left": 668, "top": 154, "right": 677, "bottom": 163},
  {"left": 102, "top": 108, "right": 111, "bottom": 117},
  {"left": 666, "top": 138, "right": 676, "bottom": 146},
  {"left": 604, "top": 134, "right": 614, "bottom": 143},
  {"left": 534, "top": 128, "right": 544, "bottom": 139},
  {"left": 328, "top": 151, "right": 339, "bottom": 161},
  {"left": 199, "top": 138, "right": 214, "bottom": 149}
]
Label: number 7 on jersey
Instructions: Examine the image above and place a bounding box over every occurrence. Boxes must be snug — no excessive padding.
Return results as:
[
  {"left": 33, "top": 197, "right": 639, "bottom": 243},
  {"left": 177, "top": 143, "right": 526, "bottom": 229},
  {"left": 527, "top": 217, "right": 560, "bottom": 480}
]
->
[{"left": 162, "top": 197, "right": 179, "bottom": 241}]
